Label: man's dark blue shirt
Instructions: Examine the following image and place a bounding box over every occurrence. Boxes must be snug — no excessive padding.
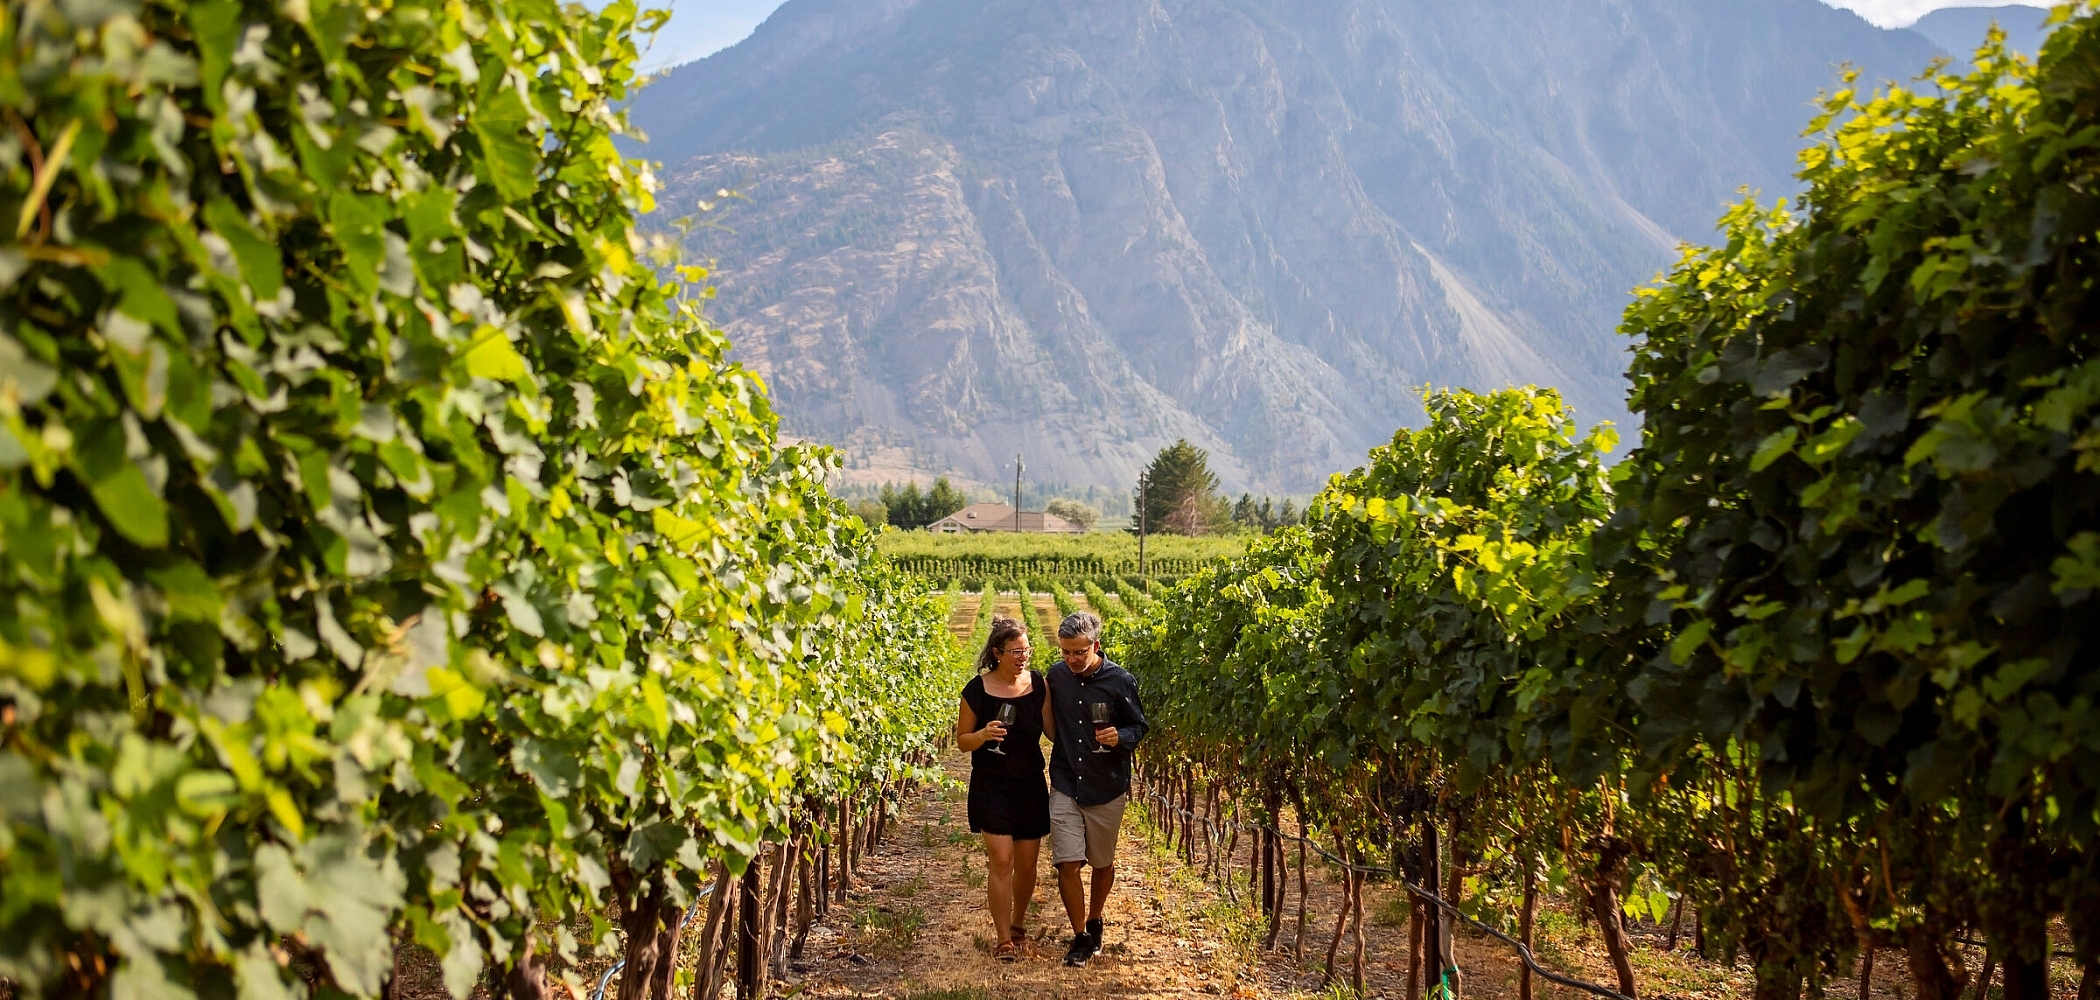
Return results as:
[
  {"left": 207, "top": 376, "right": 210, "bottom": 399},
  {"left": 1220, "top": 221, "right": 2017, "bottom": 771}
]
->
[{"left": 1046, "top": 657, "right": 1148, "bottom": 806}]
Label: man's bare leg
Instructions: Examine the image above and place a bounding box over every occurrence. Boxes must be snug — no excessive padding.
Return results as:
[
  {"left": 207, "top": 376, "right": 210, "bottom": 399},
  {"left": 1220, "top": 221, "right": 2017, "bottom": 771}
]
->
[
  {"left": 1089, "top": 865, "right": 1115, "bottom": 923},
  {"left": 1059, "top": 861, "right": 1091, "bottom": 935}
]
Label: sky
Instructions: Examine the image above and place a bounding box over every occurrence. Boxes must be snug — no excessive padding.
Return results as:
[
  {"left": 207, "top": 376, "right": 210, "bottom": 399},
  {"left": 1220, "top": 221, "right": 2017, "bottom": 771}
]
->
[
  {"left": 1829, "top": 0, "right": 2049, "bottom": 27},
  {"left": 632, "top": 0, "right": 2055, "bottom": 72}
]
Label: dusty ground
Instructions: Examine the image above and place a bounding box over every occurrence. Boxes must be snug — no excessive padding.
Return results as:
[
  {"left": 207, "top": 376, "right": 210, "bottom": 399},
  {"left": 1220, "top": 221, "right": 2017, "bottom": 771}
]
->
[
  {"left": 786, "top": 754, "right": 1749, "bottom": 1000},
  {"left": 780, "top": 754, "right": 2090, "bottom": 1000},
  {"left": 177, "top": 743, "right": 2092, "bottom": 1000}
]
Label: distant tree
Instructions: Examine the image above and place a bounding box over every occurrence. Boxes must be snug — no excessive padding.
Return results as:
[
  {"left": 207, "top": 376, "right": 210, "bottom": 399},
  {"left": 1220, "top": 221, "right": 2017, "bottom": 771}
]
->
[
  {"left": 851, "top": 499, "right": 889, "bottom": 527},
  {"left": 1232, "top": 493, "right": 1257, "bottom": 528},
  {"left": 888, "top": 482, "right": 925, "bottom": 527},
  {"left": 880, "top": 477, "right": 967, "bottom": 528},
  {"left": 1139, "top": 440, "right": 1226, "bottom": 535},
  {"left": 1277, "top": 498, "right": 1300, "bottom": 527},
  {"left": 1256, "top": 497, "right": 1277, "bottom": 531},
  {"left": 1046, "top": 498, "right": 1100, "bottom": 531},
  {"left": 926, "top": 477, "right": 968, "bottom": 522}
]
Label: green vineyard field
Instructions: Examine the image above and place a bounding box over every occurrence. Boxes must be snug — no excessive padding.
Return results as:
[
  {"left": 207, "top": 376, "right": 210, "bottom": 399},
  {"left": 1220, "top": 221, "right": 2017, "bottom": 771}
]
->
[{"left": 874, "top": 531, "right": 1243, "bottom": 587}]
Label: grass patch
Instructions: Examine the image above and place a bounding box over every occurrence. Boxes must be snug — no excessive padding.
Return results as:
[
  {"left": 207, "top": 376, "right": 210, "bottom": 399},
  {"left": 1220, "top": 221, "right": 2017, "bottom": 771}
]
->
[
  {"left": 889, "top": 876, "right": 925, "bottom": 899},
  {"left": 945, "top": 829, "right": 977, "bottom": 846},
  {"left": 855, "top": 903, "right": 927, "bottom": 952},
  {"left": 961, "top": 856, "right": 985, "bottom": 889},
  {"left": 1372, "top": 892, "right": 1413, "bottom": 927},
  {"left": 902, "top": 989, "right": 988, "bottom": 1000}
]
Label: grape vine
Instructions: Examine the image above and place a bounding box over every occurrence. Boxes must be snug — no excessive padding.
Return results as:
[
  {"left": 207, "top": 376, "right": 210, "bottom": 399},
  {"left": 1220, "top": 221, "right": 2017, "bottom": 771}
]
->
[
  {"left": 1115, "top": 15, "right": 2100, "bottom": 1000},
  {"left": 0, "top": 0, "right": 961, "bottom": 996}
]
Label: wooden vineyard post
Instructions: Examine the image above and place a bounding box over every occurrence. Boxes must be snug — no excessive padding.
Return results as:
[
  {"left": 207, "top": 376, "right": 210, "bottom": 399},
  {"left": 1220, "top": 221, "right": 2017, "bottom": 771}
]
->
[
  {"left": 1294, "top": 817, "right": 1309, "bottom": 962},
  {"left": 764, "top": 840, "right": 793, "bottom": 981},
  {"left": 793, "top": 834, "right": 815, "bottom": 961},
  {"left": 1409, "top": 906, "right": 1424, "bottom": 1000},
  {"left": 1665, "top": 893, "right": 1685, "bottom": 951},
  {"left": 1423, "top": 819, "right": 1444, "bottom": 998},
  {"left": 692, "top": 863, "right": 733, "bottom": 1000},
  {"left": 735, "top": 860, "right": 763, "bottom": 1000},
  {"left": 1444, "top": 817, "right": 1466, "bottom": 1000},
  {"left": 1322, "top": 829, "right": 1351, "bottom": 988},
  {"left": 827, "top": 798, "right": 844, "bottom": 907},
  {"left": 1589, "top": 835, "right": 1637, "bottom": 1000},
  {"left": 1520, "top": 850, "right": 1538, "bottom": 1000},
  {"left": 646, "top": 897, "right": 689, "bottom": 1000},
  {"left": 1350, "top": 848, "right": 1367, "bottom": 994},
  {"left": 616, "top": 876, "right": 666, "bottom": 1000},
  {"left": 502, "top": 933, "right": 552, "bottom": 1000}
]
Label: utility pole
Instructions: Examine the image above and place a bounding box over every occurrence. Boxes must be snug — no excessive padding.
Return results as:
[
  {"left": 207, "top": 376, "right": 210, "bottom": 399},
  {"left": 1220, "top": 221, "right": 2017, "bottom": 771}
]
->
[
  {"left": 1013, "top": 453, "right": 1023, "bottom": 532},
  {"left": 1136, "top": 474, "right": 1148, "bottom": 578}
]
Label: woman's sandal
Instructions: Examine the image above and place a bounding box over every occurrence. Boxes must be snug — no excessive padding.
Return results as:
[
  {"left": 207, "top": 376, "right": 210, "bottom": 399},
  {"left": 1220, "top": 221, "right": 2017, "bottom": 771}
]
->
[{"left": 993, "top": 939, "right": 1019, "bottom": 962}]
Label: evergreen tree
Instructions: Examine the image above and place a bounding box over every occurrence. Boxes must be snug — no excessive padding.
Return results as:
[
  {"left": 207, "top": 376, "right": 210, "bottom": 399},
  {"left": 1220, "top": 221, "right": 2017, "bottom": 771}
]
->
[
  {"left": 1139, "top": 439, "right": 1224, "bottom": 535},
  {"left": 892, "top": 482, "right": 925, "bottom": 527},
  {"left": 1232, "top": 493, "right": 1257, "bottom": 528},
  {"left": 926, "top": 477, "right": 968, "bottom": 521}
]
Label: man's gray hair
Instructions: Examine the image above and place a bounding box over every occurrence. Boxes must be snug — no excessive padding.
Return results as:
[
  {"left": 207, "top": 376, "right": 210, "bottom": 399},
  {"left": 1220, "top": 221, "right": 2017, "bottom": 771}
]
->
[{"left": 1058, "top": 611, "right": 1103, "bottom": 643}]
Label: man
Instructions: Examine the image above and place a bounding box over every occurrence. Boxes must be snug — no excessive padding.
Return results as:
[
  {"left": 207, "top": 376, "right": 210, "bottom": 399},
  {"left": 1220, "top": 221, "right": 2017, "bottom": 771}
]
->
[{"left": 1041, "top": 611, "right": 1148, "bottom": 967}]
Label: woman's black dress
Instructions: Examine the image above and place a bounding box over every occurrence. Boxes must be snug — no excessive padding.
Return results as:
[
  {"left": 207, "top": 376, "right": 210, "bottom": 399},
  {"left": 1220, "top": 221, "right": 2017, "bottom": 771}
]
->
[{"left": 962, "top": 671, "right": 1052, "bottom": 839}]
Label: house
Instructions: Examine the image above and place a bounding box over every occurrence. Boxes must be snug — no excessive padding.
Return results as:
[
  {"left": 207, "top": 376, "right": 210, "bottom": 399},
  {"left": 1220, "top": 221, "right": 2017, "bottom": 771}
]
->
[{"left": 927, "top": 502, "right": 1086, "bottom": 534}]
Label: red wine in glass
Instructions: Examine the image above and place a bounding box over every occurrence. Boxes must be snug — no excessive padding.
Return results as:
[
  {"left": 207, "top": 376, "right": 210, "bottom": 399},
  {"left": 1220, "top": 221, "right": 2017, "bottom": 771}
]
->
[
  {"left": 1091, "top": 701, "right": 1114, "bottom": 753},
  {"left": 989, "top": 703, "right": 1017, "bottom": 755}
]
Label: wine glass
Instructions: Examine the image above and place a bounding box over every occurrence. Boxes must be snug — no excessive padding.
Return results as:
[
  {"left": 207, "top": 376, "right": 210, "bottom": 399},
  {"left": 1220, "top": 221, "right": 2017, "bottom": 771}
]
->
[
  {"left": 988, "top": 703, "right": 1017, "bottom": 755},
  {"left": 1090, "top": 700, "right": 1114, "bottom": 754}
]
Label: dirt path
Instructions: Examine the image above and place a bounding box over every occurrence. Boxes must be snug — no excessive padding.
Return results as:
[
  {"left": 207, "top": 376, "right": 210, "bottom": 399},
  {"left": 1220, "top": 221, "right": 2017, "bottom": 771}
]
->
[
  {"left": 788, "top": 754, "right": 1276, "bottom": 1000},
  {"left": 779, "top": 752, "right": 1773, "bottom": 1000}
]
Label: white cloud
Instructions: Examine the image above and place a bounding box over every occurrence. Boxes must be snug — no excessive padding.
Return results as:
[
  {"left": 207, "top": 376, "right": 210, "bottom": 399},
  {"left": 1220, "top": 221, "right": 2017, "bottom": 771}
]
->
[{"left": 1819, "top": 0, "right": 2051, "bottom": 29}]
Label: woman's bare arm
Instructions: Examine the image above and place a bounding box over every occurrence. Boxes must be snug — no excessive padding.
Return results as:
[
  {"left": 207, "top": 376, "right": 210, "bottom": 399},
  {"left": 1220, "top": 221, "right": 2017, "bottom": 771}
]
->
[{"left": 956, "top": 697, "right": 1004, "bottom": 752}]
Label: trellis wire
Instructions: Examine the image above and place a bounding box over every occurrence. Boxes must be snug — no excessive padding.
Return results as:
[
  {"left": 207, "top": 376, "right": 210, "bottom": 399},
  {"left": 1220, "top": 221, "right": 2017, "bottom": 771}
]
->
[{"left": 1136, "top": 784, "right": 1635, "bottom": 1000}]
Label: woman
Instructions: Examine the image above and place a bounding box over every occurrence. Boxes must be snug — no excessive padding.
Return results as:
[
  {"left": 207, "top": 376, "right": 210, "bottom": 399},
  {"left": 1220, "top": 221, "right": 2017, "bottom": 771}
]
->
[{"left": 955, "top": 616, "right": 1051, "bottom": 960}]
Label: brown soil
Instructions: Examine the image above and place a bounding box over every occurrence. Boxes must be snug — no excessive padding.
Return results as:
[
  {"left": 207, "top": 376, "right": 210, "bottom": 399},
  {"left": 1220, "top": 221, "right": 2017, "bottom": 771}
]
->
[
  {"left": 375, "top": 746, "right": 2086, "bottom": 1000},
  {"left": 1031, "top": 595, "right": 1062, "bottom": 635},
  {"left": 783, "top": 754, "right": 1753, "bottom": 1000},
  {"left": 947, "top": 593, "right": 983, "bottom": 643}
]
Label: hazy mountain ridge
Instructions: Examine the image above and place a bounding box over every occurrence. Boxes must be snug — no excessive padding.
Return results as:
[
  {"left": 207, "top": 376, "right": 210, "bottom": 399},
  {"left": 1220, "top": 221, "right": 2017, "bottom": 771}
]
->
[
  {"left": 634, "top": 0, "right": 1942, "bottom": 492},
  {"left": 1911, "top": 4, "right": 2055, "bottom": 57}
]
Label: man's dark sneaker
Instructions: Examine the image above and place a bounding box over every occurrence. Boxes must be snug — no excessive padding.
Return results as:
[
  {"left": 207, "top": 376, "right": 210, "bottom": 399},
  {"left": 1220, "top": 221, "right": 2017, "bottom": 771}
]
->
[
  {"left": 1086, "top": 918, "right": 1103, "bottom": 944},
  {"left": 1063, "top": 932, "right": 1095, "bottom": 967}
]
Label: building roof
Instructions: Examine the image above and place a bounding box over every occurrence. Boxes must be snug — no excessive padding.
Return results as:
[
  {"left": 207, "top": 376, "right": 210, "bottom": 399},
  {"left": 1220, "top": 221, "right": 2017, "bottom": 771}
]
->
[{"left": 927, "top": 502, "right": 1085, "bottom": 534}]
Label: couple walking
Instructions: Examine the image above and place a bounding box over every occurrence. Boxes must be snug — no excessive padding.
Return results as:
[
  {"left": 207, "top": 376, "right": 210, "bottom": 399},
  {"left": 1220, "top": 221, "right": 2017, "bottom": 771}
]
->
[{"left": 954, "top": 611, "right": 1147, "bottom": 966}]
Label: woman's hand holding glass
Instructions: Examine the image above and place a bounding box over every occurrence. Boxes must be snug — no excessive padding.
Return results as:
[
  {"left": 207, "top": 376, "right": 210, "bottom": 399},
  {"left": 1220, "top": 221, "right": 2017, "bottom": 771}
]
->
[{"left": 986, "top": 703, "right": 1017, "bottom": 754}]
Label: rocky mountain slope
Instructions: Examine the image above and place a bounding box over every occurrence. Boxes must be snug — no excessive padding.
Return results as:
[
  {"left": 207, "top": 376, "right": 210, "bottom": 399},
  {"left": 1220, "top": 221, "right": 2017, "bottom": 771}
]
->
[{"left": 630, "top": 0, "right": 1941, "bottom": 491}]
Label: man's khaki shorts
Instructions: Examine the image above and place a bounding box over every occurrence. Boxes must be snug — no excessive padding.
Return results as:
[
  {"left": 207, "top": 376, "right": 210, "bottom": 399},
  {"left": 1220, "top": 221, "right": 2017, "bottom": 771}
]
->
[{"left": 1050, "top": 789, "right": 1128, "bottom": 868}]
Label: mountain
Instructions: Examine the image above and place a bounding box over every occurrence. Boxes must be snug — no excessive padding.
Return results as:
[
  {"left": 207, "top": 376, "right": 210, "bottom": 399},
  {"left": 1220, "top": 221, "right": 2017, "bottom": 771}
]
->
[
  {"left": 628, "top": 0, "right": 1941, "bottom": 492},
  {"left": 1910, "top": 4, "right": 2055, "bottom": 57}
]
